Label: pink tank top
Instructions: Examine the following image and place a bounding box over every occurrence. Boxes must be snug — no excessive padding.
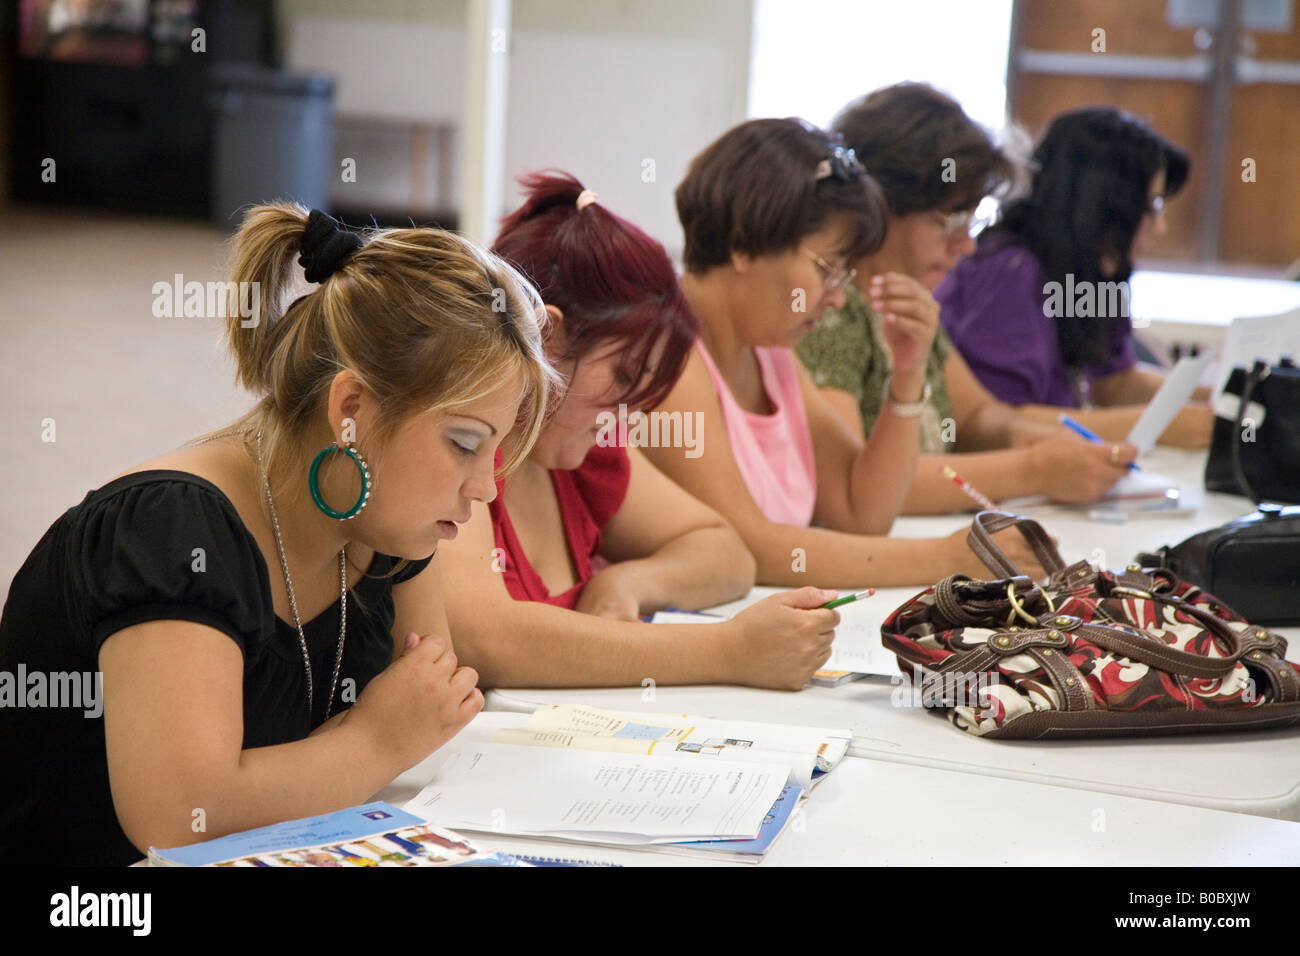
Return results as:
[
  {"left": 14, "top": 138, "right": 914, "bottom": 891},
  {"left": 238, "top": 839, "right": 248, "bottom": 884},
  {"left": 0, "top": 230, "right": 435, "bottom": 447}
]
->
[{"left": 695, "top": 340, "right": 817, "bottom": 526}]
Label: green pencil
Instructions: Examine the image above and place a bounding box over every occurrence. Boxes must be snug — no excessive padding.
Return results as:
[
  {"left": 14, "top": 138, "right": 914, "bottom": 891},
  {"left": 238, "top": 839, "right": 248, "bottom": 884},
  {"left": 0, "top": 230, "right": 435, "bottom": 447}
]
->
[{"left": 819, "top": 589, "right": 876, "bottom": 609}]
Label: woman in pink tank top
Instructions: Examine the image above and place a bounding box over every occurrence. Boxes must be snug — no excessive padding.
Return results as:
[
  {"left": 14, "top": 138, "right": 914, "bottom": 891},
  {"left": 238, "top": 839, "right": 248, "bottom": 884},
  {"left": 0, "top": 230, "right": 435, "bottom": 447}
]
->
[
  {"left": 646, "top": 118, "right": 1050, "bottom": 587},
  {"left": 694, "top": 340, "right": 818, "bottom": 526}
]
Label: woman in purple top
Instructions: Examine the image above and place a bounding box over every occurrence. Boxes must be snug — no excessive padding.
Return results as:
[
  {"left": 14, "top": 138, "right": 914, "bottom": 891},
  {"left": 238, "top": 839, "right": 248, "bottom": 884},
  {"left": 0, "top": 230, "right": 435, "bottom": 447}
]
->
[{"left": 938, "top": 107, "right": 1213, "bottom": 449}]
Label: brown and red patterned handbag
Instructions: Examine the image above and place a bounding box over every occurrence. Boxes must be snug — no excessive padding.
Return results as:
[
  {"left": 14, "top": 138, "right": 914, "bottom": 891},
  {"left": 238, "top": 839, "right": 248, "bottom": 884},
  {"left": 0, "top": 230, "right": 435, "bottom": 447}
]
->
[{"left": 880, "top": 511, "right": 1300, "bottom": 739}]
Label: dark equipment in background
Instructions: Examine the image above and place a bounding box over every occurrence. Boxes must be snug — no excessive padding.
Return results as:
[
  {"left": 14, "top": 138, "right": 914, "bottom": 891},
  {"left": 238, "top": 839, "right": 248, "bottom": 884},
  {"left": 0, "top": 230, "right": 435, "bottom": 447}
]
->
[
  {"left": 208, "top": 63, "right": 333, "bottom": 228},
  {"left": 12, "top": 0, "right": 332, "bottom": 223}
]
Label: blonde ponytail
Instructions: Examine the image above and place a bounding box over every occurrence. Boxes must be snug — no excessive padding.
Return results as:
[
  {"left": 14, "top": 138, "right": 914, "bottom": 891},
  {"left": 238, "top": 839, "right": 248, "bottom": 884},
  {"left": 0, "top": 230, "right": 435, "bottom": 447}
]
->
[{"left": 193, "top": 201, "right": 560, "bottom": 534}]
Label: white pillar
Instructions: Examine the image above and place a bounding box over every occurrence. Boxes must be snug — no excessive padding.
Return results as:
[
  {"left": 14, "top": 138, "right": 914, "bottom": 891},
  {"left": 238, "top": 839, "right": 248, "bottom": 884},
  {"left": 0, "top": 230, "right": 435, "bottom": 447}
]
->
[{"left": 461, "top": 0, "right": 511, "bottom": 246}]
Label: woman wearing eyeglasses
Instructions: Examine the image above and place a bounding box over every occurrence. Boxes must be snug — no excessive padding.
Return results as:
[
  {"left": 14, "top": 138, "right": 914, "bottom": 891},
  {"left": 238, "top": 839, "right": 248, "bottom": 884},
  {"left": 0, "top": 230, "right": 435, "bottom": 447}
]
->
[
  {"left": 644, "top": 118, "right": 1050, "bottom": 587},
  {"left": 937, "top": 106, "right": 1213, "bottom": 449},
  {"left": 797, "top": 83, "right": 1142, "bottom": 512}
]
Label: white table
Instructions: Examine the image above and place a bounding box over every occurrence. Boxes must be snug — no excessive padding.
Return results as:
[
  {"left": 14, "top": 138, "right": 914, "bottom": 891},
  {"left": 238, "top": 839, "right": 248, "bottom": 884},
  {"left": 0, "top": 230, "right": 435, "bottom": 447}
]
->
[
  {"left": 486, "top": 449, "right": 1300, "bottom": 821},
  {"left": 1130, "top": 270, "right": 1300, "bottom": 348},
  {"left": 885, "top": 448, "right": 1262, "bottom": 569},
  {"left": 377, "top": 718, "right": 1300, "bottom": 866}
]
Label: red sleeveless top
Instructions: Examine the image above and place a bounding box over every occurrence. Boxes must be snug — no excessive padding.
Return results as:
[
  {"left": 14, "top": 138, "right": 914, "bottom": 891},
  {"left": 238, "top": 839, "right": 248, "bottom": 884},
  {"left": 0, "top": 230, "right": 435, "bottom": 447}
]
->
[{"left": 489, "top": 443, "right": 632, "bottom": 608}]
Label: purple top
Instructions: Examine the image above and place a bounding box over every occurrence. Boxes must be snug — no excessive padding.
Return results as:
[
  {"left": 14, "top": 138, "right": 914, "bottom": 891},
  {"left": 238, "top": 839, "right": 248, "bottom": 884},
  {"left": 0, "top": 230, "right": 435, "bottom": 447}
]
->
[{"left": 936, "top": 241, "right": 1135, "bottom": 407}]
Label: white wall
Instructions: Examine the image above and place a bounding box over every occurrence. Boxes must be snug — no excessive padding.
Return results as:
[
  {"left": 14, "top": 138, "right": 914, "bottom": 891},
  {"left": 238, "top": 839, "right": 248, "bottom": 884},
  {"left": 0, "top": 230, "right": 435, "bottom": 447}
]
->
[
  {"left": 748, "top": 0, "right": 1013, "bottom": 130},
  {"left": 505, "top": 0, "right": 753, "bottom": 258},
  {"left": 281, "top": 0, "right": 755, "bottom": 256},
  {"left": 284, "top": 8, "right": 466, "bottom": 215}
]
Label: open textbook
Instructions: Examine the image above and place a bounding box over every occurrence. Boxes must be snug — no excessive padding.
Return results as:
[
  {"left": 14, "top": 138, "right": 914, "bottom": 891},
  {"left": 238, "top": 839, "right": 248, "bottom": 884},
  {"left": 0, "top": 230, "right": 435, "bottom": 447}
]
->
[
  {"left": 148, "top": 802, "right": 523, "bottom": 867},
  {"left": 407, "top": 742, "right": 789, "bottom": 844},
  {"left": 402, "top": 709, "right": 848, "bottom": 861},
  {"left": 651, "top": 603, "right": 899, "bottom": 683},
  {"left": 491, "top": 703, "right": 850, "bottom": 789}
]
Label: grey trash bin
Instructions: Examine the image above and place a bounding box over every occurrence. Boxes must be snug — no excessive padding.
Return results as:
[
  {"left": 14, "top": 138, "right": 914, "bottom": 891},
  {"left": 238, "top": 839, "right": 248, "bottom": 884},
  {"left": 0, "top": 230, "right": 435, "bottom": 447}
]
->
[{"left": 209, "top": 65, "right": 335, "bottom": 228}]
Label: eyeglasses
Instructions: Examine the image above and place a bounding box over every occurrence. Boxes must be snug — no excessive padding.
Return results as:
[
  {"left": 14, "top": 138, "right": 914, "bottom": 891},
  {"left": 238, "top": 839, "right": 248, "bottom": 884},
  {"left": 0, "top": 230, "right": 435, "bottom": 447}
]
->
[
  {"left": 938, "top": 209, "right": 993, "bottom": 240},
  {"left": 941, "top": 211, "right": 973, "bottom": 239},
  {"left": 802, "top": 247, "right": 857, "bottom": 292}
]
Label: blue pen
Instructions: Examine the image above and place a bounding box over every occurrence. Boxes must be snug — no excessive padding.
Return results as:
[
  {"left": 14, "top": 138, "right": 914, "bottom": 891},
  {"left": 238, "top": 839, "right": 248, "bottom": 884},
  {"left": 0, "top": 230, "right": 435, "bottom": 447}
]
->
[{"left": 1059, "top": 414, "right": 1140, "bottom": 471}]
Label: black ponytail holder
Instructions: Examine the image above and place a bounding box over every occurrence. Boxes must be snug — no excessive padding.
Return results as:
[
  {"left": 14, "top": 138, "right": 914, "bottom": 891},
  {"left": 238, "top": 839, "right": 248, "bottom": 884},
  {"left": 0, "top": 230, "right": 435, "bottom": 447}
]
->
[
  {"left": 815, "top": 143, "right": 866, "bottom": 183},
  {"left": 298, "top": 209, "right": 364, "bottom": 283}
]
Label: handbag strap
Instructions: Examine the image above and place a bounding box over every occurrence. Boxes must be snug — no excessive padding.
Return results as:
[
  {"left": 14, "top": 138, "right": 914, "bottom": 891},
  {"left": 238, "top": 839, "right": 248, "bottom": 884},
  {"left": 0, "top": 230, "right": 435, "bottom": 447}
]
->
[
  {"left": 1143, "top": 590, "right": 1244, "bottom": 651},
  {"left": 1107, "top": 567, "right": 1278, "bottom": 662},
  {"left": 932, "top": 575, "right": 985, "bottom": 626},
  {"left": 1229, "top": 359, "right": 1268, "bottom": 505},
  {"left": 932, "top": 627, "right": 1097, "bottom": 712},
  {"left": 1071, "top": 622, "right": 1237, "bottom": 678},
  {"left": 966, "top": 511, "right": 1067, "bottom": 579},
  {"left": 932, "top": 576, "right": 1294, "bottom": 684}
]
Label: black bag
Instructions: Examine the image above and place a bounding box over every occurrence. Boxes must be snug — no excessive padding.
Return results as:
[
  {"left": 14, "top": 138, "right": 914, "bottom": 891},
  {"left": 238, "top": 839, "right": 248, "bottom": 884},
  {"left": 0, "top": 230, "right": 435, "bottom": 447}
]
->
[
  {"left": 1205, "top": 358, "right": 1300, "bottom": 504},
  {"left": 1137, "top": 504, "right": 1300, "bottom": 625}
]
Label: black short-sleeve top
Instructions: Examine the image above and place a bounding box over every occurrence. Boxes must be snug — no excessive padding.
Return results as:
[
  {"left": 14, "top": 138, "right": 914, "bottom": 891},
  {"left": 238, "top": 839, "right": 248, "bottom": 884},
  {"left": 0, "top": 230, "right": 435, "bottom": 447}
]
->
[{"left": 0, "top": 471, "right": 433, "bottom": 867}]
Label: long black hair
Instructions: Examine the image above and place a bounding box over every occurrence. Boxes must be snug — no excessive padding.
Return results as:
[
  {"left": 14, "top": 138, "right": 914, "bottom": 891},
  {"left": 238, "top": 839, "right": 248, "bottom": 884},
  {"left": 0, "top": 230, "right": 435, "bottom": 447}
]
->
[{"left": 982, "top": 107, "right": 1189, "bottom": 370}]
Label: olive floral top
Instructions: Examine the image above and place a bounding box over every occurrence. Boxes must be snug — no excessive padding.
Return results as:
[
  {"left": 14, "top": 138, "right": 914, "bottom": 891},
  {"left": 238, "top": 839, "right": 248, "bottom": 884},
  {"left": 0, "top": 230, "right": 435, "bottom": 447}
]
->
[{"left": 796, "top": 281, "right": 956, "bottom": 454}]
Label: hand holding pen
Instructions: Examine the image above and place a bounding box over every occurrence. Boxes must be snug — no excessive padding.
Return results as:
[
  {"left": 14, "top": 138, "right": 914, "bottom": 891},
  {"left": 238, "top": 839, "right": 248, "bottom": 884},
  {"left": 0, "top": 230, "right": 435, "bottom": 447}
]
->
[{"left": 1059, "top": 415, "right": 1141, "bottom": 472}]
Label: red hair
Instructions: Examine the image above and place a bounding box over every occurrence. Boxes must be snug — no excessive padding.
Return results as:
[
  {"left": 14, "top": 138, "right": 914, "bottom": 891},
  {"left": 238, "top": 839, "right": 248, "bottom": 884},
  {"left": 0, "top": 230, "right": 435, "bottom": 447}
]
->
[{"left": 492, "top": 170, "right": 698, "bottom": 412}]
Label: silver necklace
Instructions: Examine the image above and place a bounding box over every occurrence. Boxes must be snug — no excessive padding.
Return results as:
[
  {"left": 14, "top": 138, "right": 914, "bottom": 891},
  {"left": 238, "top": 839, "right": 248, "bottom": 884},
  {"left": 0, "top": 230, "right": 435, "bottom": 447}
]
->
[{"left": 257, "top": 431, "right": 348, "bottom": 721}]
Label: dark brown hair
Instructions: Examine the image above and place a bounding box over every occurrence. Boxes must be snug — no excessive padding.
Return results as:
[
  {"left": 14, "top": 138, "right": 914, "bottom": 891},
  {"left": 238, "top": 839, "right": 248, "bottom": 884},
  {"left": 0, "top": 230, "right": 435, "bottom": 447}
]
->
[
  {"left": 831, "top": 82, "right": 1016, "bottom": 216},
  {"left": 675, "top": 117, "right": 887, "bottom": 274}
]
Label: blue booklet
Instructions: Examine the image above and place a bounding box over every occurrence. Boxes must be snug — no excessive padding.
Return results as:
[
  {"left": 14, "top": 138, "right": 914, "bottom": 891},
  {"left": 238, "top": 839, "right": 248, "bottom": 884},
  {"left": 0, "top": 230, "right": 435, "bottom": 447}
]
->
[
  {"left": 513, "top": 855, "right": 622, "bottom": 867},
  {"left": 148, "top": 802, "right": 527, "bottom": 867}
]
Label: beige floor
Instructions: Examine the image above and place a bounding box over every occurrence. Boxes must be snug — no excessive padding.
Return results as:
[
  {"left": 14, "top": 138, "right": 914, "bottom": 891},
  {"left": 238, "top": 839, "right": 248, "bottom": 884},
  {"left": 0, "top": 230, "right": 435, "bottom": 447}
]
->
[{"left": 1, "top": 204, "right": 255, "bottom": 593}]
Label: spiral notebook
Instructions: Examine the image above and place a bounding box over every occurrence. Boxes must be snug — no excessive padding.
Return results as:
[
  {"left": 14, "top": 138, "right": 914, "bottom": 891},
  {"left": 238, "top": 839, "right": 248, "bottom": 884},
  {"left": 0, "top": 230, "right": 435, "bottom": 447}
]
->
[{"left": 148, "top": 802, "right": 525, "bottom": 867}]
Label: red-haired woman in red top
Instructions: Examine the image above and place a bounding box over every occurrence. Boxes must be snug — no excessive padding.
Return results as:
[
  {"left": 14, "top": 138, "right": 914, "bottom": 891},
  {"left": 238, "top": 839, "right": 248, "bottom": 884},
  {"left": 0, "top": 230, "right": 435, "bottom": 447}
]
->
[{"left": 440, "top": 171, "right": 840, "bottom": 690}]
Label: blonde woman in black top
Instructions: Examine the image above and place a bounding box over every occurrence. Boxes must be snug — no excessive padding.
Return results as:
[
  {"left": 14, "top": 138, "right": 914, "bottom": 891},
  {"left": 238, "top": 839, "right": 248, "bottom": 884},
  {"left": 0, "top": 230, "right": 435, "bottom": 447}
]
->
[{"left": 0, "top": 204, "right": 557, "bottom": 865}]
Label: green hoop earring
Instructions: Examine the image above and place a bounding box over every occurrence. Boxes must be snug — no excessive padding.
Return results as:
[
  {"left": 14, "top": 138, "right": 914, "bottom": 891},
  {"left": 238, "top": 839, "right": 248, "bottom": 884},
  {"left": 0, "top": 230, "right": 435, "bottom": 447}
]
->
[{"left": 308, "top": 444, "right": 371, "bottom": 519}]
